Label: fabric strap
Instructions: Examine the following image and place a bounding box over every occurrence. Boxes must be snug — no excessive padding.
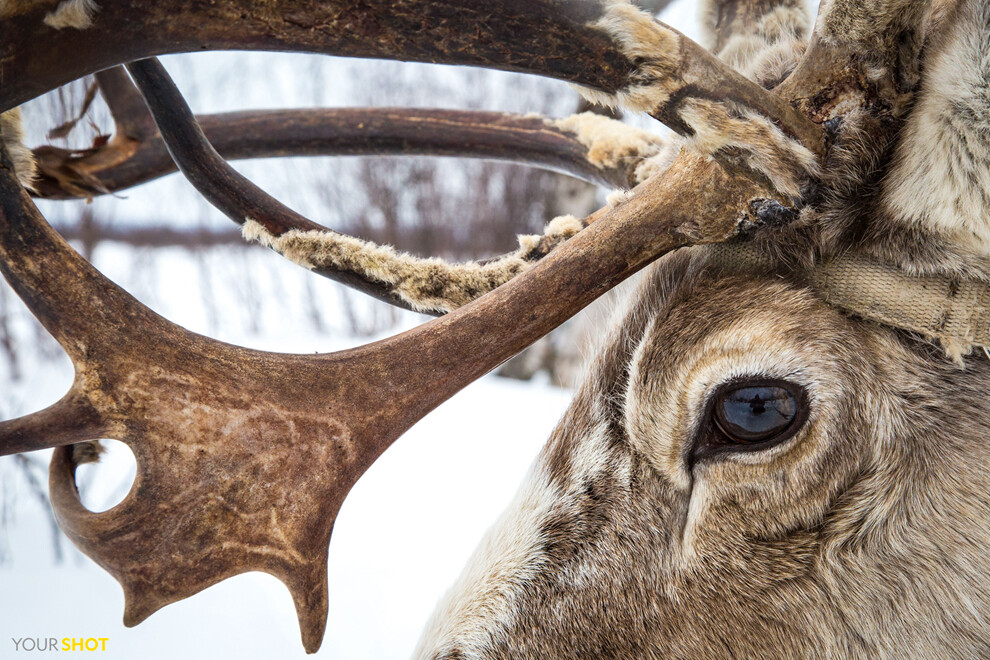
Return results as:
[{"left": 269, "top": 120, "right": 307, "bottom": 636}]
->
[{"left": 706, "top": 243, "right": 990, "bottom": 360}]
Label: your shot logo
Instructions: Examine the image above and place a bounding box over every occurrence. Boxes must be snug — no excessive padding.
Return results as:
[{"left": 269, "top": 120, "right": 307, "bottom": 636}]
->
[{"left": 11, "top": 638, "right": 109, "bottom": 652}]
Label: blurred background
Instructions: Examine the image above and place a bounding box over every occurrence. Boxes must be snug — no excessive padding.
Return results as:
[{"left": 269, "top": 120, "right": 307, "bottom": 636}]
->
[{"left": 1, "top": 1, "right": 710, "bottom": 657}]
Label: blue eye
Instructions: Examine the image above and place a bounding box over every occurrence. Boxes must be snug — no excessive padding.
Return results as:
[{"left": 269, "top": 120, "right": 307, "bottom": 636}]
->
[{"left": 711, "top": 380, "right": 806, "bottom": 446}]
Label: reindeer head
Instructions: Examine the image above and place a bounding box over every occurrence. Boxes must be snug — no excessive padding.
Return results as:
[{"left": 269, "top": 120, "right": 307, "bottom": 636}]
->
[
  {"left": 417, "top": 249, "right": 990, "bottom": 657},
  {"left": 2, "top": 0, "right": 989, "bottom": 657}
]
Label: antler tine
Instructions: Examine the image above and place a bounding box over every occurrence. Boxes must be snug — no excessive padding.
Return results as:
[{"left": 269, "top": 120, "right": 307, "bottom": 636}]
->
[
  {"left": 95, "top": 66, "right": 158, "bottom": 142},
  {"left": 779, "top": 0, "right": 935, "bottom": 122},
  {"left": 2, "top": 0, "right": 822, "bottom": 197},
  {"left": 124, "top": 58, "right": 615, "bottom": 316},
  {"left": 124, "top": 57, "right": 432, "bottom": 311},
  {"left": 32, "top": 106, "right": 657, "bottom": 200},
  {"left": 1, "top": 94, "right": 772, "bottom": 653},
  {"left": 0, "top": 393, "right": 107, "bottom": 456}
]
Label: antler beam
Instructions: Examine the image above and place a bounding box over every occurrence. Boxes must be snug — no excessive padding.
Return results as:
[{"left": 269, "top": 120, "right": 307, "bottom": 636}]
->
[
  {"left": 1, "top": 0, "right": 632, "bottom": 112},
  {"left": 32, "top": 106, "right": 656, "bottom": 199},
  {"left": 2, "top": 0, "right": 823, "bottom": 196}
]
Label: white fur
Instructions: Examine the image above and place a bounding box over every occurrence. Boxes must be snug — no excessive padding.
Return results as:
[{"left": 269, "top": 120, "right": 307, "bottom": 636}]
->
[
  {"left": 575, "top": 1, "right": 681, "bottom": 113},
  {"left": 43, "top": 0, "right": 98, "bottom": 29},
  {"left": 242, "top": 216, "right": 583, "bottom": 314},
  {"left": 555, "top": 112, "right": 677, "bottom": 184},
  {"left": 679, "top": 98, "right": 820, "bottom": 198},
  {"left": 413, "top": 460, "right": 562, "bottom": 659},
  {"left": 1, "top": 108, "right": 37, "bottom": 191}
]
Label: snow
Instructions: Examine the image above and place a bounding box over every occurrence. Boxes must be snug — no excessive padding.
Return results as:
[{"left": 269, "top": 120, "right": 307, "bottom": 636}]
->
[
  {"left": 0, "top": 242, "right": 573, "bottom": 658},
  {"left": 1, "top": 373, "right": 570, "bottom": 659}
]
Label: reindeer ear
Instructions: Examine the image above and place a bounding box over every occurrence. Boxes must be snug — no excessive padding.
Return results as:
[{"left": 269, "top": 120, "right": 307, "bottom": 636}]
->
[{"left": 880, "top": 0, "right": 990, "bottom": 259}]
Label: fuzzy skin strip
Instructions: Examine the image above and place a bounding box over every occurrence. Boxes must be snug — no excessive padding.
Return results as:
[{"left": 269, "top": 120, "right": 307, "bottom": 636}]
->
[
  {"left": 43, "top": 0, "right": 99, "bottom": 29},
  {"left": 679, "top": 98, "right": 819, "bottom": 199},
  {"left": 0, "top": 109, "right": 38, "bottom": 191},
  {"left": 242, "top": 216, "right": 584, "bottom": 314},
  {"left": 575, "top": 1, "right": 681, "bottom": 113},
  {"left": 555, "top": 112, "right": 681, "bottom": 184}
]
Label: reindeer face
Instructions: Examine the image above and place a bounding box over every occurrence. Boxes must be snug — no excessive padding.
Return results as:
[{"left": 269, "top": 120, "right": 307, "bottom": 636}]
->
[{"left": 418, "top": 253, "right": 990, "bottom": 659}]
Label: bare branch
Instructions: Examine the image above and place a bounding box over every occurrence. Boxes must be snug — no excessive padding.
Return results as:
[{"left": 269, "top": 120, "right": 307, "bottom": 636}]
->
[
  {"left": 45, "top": 78, "right": 99, "bottom": 140},
  {"left": 51, "top": 222, "right": 243, "bottom": 248},
  {"left": 31, "top": 108, "right": 662, "bottom": 200},
  {"left": 634, "top": 0, "right": 676, "bottom": 15}
]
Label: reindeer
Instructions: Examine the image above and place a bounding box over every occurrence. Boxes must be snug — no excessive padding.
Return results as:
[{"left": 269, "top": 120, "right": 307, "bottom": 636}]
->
[{"left": 1, "top": 0, "right": 989, "bottom": 657}]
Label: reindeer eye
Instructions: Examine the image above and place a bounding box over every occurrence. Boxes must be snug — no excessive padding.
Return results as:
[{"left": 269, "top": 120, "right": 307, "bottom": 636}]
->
[
  {"left": 694, "top": 379, "right": 808, "bottom": 462},
  {"left": 714, "top": 383, "right": 799, "bottom": 442}
]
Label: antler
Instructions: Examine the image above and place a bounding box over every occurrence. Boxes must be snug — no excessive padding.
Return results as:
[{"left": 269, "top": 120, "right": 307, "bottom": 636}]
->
[
  {"left": 119, "top": 58, "right": 594, "bottom": 313},
  {"left": 0, "top": 107, "right": 768, "bottom": 653},
  {"left": 33, "top": 66, "right": 666, "bottom": 199},
  {"left": 3, "top": 0, "right": 822, "bottom": 197},
  {"left": 33, "top": 107, "right": 658, "bottom": 199},
  {"left": 7, "top": 0, "right": 899, "bottom": 652}
]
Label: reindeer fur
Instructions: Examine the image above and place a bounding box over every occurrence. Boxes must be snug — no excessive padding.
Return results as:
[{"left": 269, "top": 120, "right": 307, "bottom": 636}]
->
[
  {"left": 883, "top": 0, "right": 990, "bottom": 258},
  {"left": 555, "top": 112, "right": 680, "bottom": 185},
  {"left": 577, "top": 2, "right": 682, "bottom": 113},
  {"left": 43, "top": 0, "right": 98, "bottom": 30},
  {"left": 701, "top": 0, "right": 808, "bottom": 87},
  {"left": 242, "top": 215, "right": 584, "bottom": 315},
  {"left": 416, "top": 1, "right": 990, "bottom": 657},
  {"left": 0, "top": 109, "right": 37, "bottom": 191},
  {"left": 416, "top": 240, "right": 990, "bottom": 660}
]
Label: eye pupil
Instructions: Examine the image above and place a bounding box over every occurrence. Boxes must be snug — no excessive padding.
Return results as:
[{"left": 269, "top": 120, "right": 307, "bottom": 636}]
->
[{"left": 714, "top": 384, "right": 799, "bottom": 444}]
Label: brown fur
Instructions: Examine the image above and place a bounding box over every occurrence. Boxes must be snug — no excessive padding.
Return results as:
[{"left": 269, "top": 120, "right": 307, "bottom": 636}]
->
[
  {"left": 703, "top": 0, "right": 809, "bottom": 87},
  {"left": 417, "top": 240, "right": 990, "bottom": 659},
  {"left": 242, "top": 215, "right": 585, "bottom": 315},
  {"left": 415, "top": 3, "right": 990, "bottom": 657}
]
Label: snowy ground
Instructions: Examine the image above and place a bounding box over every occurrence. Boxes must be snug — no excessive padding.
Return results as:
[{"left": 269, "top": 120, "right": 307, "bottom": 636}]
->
[
  {"left": 1, "top": 378, "right": 570, "bottom": 659},
  {"left": 0, "top": 241, "right": 574, "bottom": 659}
]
